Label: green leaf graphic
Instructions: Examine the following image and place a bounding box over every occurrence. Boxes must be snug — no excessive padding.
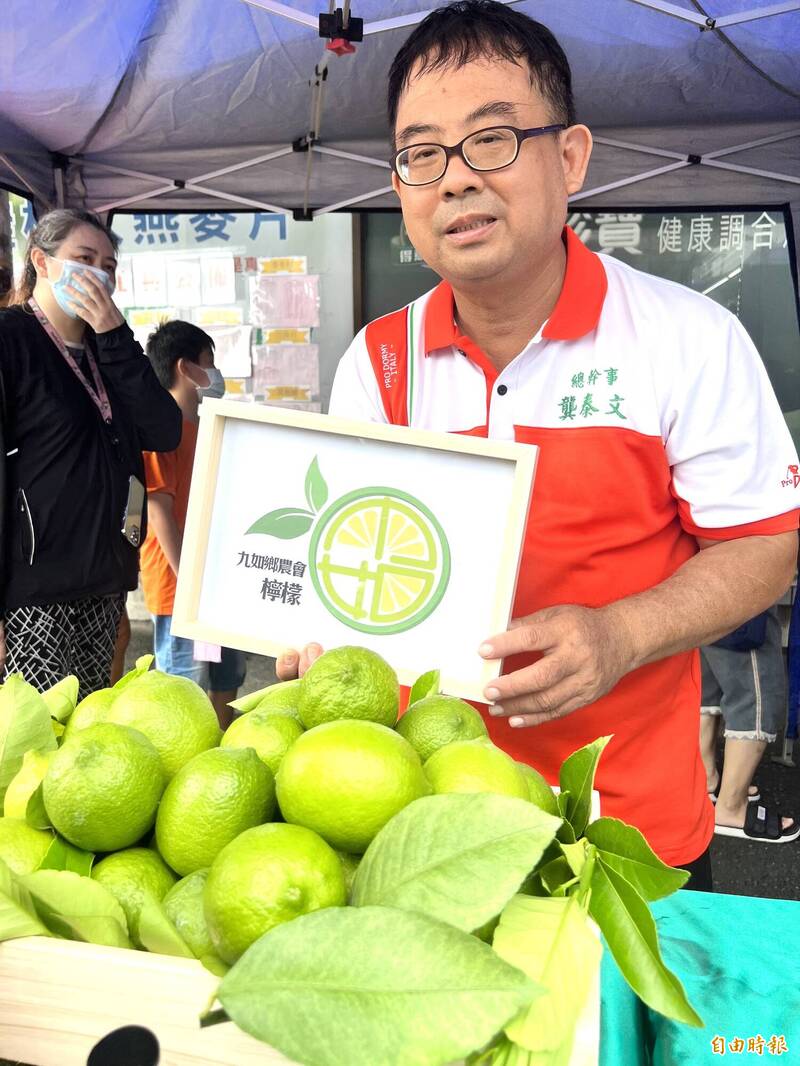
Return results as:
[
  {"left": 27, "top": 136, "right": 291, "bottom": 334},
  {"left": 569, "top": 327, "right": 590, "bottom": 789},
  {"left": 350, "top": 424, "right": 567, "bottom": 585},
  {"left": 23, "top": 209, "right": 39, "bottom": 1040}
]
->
[
  {"left": 247, "top": 508, "right": 314, "bottom": 539},
  {"left": 304, "top": 456, "right": 329, "bottom": 513}
]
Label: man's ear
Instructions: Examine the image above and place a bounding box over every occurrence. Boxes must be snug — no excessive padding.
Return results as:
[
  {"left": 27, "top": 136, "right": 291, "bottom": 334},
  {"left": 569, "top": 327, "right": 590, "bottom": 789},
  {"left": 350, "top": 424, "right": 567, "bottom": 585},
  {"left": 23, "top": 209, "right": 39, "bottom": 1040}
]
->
[{"left": 560, "top": 124, "right": 593, "bottom": 197}]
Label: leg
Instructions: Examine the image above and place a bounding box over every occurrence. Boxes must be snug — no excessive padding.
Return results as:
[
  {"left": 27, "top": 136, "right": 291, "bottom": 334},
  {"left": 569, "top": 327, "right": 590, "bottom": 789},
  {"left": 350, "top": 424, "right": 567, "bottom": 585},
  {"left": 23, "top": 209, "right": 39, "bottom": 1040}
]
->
[
  {"left": 2, "top": 602, "right": 72, "bottom": 691},
  {"left": 676, "top": 845, "right": 713, "bottom": 893},
  {"left": 208, "top": 648, "right": 247, "bottom": 730},
  {"left": 70, "top": 594, "right": 126, "bottom": 696},
  {"left": 699, "top": 649, "right": 722, "bottom": 792},
  {"left": 152, "top": 614, "right": 209, "bottom": 687},
  {"left": 109, "top": 608, "right": 131, "bottom": 685}
]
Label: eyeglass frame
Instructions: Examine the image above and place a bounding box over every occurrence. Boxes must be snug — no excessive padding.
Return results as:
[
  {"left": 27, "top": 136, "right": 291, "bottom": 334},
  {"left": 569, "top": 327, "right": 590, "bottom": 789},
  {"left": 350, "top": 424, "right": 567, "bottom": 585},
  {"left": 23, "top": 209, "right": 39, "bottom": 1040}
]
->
[{"left": 392, "top": 123, "right": 567, "bottom": 187}]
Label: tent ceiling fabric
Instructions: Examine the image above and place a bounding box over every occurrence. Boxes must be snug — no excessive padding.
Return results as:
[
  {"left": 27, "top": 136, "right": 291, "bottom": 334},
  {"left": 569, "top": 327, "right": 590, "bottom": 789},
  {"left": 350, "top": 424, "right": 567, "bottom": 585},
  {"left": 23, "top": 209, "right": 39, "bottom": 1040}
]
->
[{"left": 1, "top": 0, "right": 799, "bottom": 229}]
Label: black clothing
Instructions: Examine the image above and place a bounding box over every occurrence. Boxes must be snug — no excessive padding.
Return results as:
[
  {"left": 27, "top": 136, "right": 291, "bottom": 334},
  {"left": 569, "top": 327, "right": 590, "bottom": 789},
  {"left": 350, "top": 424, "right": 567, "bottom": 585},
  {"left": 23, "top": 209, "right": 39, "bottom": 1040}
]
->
[{"left": 0, "top": 305, "right": 181, "bottom": 613}]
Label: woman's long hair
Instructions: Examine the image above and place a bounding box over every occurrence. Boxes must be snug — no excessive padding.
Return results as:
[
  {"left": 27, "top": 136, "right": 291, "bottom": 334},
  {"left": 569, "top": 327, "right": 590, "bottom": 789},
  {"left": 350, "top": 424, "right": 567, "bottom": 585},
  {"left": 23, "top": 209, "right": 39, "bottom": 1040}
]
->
[{"left": 7, "top": 208, "right": 120, "bottom": 306}]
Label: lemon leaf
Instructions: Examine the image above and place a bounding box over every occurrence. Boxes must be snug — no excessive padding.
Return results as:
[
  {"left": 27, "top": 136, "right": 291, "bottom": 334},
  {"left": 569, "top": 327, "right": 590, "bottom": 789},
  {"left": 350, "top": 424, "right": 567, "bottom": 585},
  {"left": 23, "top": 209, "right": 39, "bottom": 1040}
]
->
[
  {"left": 352, "top": 793, "right": 561, "bottom": 932},
  {"left": 38, "top": 835, "right": 94, "bottom": 876},
  {"left": 112, "top": 653, "right": 154, "bottom": 693},
  {"left": 20, "top": 869, "right": 132, "bottom": 948},
  {"left": 25, "top": 782, "right": 52, "bottom": 831},
  {"left": 0, "top": 858, "right": 51, "bottom": 941},
  {"left": 304, "top": 456, "right": 328, "bottom": 513},
  {"left": 558, "top": 736, "right": 611, "bottom": 839},
  {"left": 230, "top": 679, "right": 301, "bottom": 714},
  {"left": 218, "top": 905, "right": 536, "bottom": 1066},
  {"left": 585, "top": 818, "right": 688, "bottom": 901},
  {"left": 41, "top": 675, "right": 80, "bottom": 723},
  {"left": 0, "top": 675, "right": 58, "bottom": 807},
  {"left": 246, "top": 508, "right": 314, "bottom": 538},
  {"left": 408, "top": 669, "right": 440, "bottom": 705},
  {"left": 138, "top": 895, "right": 194, "bottom": 958}
]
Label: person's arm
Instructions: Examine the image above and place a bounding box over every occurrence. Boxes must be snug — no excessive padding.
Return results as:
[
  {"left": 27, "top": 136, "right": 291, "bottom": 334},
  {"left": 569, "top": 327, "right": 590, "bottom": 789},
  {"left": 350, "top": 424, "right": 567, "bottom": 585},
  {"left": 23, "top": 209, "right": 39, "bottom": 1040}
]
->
[
  {"left": 146, "top": 492, "right": 182, "bottom": 576},
  {"left": 480, "top": 530, "right": 797, "bottom": 727},
  {"left": 67, "top": 271, "right": 181, "bottom": 453}
]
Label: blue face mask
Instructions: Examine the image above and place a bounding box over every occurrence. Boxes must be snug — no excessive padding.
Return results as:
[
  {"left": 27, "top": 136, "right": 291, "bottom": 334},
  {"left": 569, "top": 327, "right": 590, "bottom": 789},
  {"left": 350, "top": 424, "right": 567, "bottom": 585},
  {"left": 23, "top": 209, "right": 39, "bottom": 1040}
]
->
[
  {"left": 197, "top": 366, "right": 226, "bottom": 400},
  {"left": 46, "top": 257, "right": 114, "bottom": 319}
]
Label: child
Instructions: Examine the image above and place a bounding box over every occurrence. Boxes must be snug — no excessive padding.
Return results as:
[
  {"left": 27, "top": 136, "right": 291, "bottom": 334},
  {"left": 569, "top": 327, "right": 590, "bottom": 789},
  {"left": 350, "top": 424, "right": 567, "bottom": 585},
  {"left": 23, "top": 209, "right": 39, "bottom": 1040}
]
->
[{"left": 142, "top": 320, "right": 245, "bottom": 728}]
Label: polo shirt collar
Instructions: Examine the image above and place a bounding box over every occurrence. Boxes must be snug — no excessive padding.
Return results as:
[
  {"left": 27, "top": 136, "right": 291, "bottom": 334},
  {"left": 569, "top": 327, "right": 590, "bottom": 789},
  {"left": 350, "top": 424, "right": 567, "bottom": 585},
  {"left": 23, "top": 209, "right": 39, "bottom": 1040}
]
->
[{"left": 423, "top": 225, "right": 608, "bottom": 355}]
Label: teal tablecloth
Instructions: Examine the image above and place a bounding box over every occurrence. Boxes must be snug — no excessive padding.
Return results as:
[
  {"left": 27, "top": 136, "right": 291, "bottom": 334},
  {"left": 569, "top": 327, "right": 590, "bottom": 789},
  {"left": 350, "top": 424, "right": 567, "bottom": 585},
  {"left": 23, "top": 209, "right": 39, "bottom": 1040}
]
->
[{"left": 601, "top": 890, "right": 800, "bottom": 1065}]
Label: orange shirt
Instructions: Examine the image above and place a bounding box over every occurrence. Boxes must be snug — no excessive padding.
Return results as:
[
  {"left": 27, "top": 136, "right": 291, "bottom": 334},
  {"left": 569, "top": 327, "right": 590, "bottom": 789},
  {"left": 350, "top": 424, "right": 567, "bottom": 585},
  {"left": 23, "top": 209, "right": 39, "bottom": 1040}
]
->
[{"left": 140, "top": 419, "right": 198, "bottom": 615}]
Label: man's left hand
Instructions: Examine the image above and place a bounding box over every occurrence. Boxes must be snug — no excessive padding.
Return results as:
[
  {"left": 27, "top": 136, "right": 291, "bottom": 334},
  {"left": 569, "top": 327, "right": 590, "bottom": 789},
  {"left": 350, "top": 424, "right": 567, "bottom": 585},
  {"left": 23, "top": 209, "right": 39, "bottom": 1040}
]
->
[
  {"left": 65, "top": 270, "right": 125, "bottom": 334},
  {"left": 479, "top": 604, "right": 637, "bottom": 728}
]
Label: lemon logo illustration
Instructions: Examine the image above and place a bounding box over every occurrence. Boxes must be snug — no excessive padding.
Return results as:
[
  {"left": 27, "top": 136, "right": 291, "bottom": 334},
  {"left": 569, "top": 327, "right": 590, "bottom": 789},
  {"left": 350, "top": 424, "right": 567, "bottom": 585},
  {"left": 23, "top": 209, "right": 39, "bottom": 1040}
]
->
[{"left": 246, "top": 458, "right": 450, "bottom": 635}]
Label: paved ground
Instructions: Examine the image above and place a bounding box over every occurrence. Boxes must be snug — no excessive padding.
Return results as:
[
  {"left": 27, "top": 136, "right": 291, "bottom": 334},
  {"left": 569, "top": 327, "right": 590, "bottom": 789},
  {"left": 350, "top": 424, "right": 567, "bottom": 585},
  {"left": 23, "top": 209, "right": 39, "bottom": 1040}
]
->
[{"left": 127, "top": 620, "right": 800, "bottom": 901}]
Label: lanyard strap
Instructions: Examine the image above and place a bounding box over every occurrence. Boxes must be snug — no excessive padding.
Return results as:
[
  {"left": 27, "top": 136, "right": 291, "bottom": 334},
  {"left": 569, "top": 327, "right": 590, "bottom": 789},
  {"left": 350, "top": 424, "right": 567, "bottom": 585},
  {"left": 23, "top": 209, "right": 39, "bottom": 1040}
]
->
[{"left": 29, "top": 298, "right": 113, "bottom": 423}]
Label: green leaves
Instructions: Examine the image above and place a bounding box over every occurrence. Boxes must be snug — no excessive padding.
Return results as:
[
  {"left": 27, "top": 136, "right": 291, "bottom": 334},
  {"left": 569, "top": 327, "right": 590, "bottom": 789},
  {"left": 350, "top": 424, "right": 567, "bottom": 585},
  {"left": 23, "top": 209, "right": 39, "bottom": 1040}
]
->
[
  {"left": 20, "top": 870, "right": 132, "bottom": 949},
  {"left": 408, "top": 669, "right": 440, "bottom": 706},
  {"left": 112, "top": 653, "right": 154, "bottom": 693},
  {"left": 40, "top": 675, "right": 79, "bottom": 723},
  {"left": 304, "top": 456, "right": 329, "bottom": 512},
  {"left": 38, "top": 835, "right": 94, "bottom": 876},
  {"left": 558, "top": 735, "right": 610, "bottom": 839},
  {"left": 247, "top": 456, "right": 331, "bottom": 539},
  {"left": 218, "top": 905, "right": 536, "bottom": 1066},
  {"left": 0, "top": 675, "right": 58, "bottom": 807},
  {"left": 25, "top": 782, "right": 51, "bottom": 830},
  {"left": 352, "top": 794, "right": 561, "bottom": 932},
  {"left": 588, "top": 861, "right": 701, "bottom": 1026},
  {"left": 585, "top": 818, "right": 688, "bottom": 901},
  {"left": 246, "top": 507, "right": 314, "bottom": 539},
  {"left": 0, "top": 858, "right": 51, "bottom": 941},
  {"left": 494, "top": 894, "right": 601, "bottom": 1065},
  {"left": 137, "top": 896, "right": 194, "bottom": 958}
]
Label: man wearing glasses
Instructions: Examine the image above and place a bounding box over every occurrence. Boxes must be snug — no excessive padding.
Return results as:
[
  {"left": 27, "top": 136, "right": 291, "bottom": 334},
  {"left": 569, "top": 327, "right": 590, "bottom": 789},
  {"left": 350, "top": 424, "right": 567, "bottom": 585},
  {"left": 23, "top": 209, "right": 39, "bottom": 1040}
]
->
[{"left": 282, "top": 1, "right": 800, "bottom": 877}]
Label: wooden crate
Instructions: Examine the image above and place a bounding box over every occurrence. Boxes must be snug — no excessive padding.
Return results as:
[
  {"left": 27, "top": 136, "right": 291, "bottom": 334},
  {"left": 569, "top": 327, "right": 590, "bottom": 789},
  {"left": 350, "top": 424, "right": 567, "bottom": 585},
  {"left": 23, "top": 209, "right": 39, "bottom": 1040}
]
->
[
  {"left": 0, "top": 936, "right": 293, "bottom": 1065},
  {"left": 0, "top": 935, "right": 599, "bottom": 1066}
]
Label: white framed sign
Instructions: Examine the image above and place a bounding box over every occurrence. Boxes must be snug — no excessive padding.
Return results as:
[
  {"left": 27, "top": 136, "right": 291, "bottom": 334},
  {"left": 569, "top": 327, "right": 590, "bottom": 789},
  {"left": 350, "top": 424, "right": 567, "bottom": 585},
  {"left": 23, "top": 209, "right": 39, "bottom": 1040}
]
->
[{"left": 172, "top": 401, "right": 538, "bottom": 701}]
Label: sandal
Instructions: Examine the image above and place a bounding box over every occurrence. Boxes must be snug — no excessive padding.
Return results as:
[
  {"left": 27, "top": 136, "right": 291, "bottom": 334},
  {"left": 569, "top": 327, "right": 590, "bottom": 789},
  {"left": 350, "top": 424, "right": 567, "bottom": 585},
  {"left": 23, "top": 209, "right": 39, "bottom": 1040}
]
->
[
  {"left": 715, "top": 803, "right": 800, "bottom": 843},
  {"left": 708, "top": 779, "right": 760, "bottom": 805}
]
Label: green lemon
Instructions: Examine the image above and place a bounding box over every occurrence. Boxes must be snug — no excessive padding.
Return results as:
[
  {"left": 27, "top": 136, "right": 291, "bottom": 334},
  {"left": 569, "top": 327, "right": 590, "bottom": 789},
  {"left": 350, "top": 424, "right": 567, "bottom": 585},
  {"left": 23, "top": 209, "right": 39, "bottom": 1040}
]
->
[
  {"left": 155, "top": 747, "right": 275, "bottom": 876},
  {"left": 396, "top": 694, "right": 488, "bottom": 761},
  {"left": 108, "top": 671, "right": 221, "bottom": 779},
  {"left": 424, "top": 739, "right": 529, "bottom": 800},
  {"left": 62, "top": 688, "right": 116, "bottom": 738},
  {"left": 92, "top": 847, "right": 177, "bottom": 944},
  {"left": 276, "top": 719, "right": 429, "bottom": 853},
  {"left": 43, "top": 723, "right": 166, "bottom": 852},
  {"left": 221, "top": 711, "right": 303, "bottom": 778},
  {"left": 298, "top": 646, "right": 399, "bottom": 729},
  {"left": 516, "top": 762, "right": 560, "bottom": 816},
  {"left": 0, "top": 818, "right": 53, "bottom": 875},
  {"left": 204, "top": 822, "right": 346, "bottom": 963}
]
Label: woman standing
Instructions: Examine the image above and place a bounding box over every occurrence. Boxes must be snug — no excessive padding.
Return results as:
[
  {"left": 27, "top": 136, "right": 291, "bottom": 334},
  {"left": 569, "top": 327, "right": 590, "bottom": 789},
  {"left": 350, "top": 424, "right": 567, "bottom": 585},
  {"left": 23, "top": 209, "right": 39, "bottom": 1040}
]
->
[{"left": 0, "top": 209, "right": 181, "bottom": 695}]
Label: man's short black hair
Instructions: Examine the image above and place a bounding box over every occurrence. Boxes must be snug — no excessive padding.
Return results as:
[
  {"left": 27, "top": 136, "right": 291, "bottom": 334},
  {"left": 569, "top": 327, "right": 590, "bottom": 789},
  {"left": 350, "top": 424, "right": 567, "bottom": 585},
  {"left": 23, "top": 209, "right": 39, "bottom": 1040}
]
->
[
  {"left": 146, "top": 320, "right": 215, "bottom": 390},
  {"left": 387, "top": 0, "right": 575, "bottom": 138}
]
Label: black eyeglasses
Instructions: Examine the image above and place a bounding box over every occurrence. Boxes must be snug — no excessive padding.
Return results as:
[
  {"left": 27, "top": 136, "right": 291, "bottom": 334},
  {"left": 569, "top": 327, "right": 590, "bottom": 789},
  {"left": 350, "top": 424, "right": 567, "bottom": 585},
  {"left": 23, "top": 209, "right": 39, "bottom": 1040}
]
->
[{"left": 393, "top": 124, "right": 566, "bottom": 187}]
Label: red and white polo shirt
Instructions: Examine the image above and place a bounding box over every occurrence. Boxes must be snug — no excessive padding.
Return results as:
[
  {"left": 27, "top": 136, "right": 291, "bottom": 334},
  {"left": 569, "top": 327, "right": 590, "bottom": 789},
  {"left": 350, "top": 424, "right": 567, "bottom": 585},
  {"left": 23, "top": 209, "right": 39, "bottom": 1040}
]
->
[{"left": 329, "top": 226, "right": 800, "bottom": 866}]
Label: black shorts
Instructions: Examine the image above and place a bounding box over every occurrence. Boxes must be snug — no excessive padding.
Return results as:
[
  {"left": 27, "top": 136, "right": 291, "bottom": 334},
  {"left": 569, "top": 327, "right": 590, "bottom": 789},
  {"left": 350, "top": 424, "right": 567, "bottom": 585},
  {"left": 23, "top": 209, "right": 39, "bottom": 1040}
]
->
[{"left": 2, "top": 593, "right": 126, "bottom": 697}]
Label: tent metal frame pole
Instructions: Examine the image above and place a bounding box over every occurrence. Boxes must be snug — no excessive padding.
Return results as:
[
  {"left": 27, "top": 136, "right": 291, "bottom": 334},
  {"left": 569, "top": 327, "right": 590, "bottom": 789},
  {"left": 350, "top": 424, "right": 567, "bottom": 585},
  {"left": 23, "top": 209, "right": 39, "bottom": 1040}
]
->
[
  {"left": 715, "top": 2, "right": 800, "bottom": 28},
  {"left": 701, "top": 159, "right": 800, "bottom": 186},
  {"left": 191, "top": 147, "right": 294, "bottom": 184},
  {"left": 592, "top": 137, "right": 686, "bottom": 161},
  {"left": 622, "top": 0, "right": 707, "bottom": 26},
  {"left": 0, "top": 154, "right": 53, "bottom": 207},
  {"left": 313, "top": 184, "right": 395, "bottom": 216},
  {"left": 81, "top": 159, "right": 176, "bottom": 184},
  {"left": 569, "top": 160, "right": 691, "bottom": 202},
  {"left": 704, "top": 128, "right": 800, "bottom": 159},
  {"left": 239, "top": 0, "right": 318, "bottom": 29},
  {"left": 185, "top": 183, "right": 290, "bottom": 213},
  {"left": 360, "top": 0, "right": 524, "bottom": 36},
  {"left": 95, "top": 184, "right": 178, "bottom": 213},
  {"left": 312, "top": 146, "right": 391, "bottom": 170}
]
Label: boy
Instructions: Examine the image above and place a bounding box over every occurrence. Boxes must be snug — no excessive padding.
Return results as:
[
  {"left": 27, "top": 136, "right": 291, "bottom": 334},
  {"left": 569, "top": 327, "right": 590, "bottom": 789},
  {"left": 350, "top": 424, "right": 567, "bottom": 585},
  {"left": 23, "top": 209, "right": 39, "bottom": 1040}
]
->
[{"left": 142, "top": 320, "right": 245, "bottom": 727}]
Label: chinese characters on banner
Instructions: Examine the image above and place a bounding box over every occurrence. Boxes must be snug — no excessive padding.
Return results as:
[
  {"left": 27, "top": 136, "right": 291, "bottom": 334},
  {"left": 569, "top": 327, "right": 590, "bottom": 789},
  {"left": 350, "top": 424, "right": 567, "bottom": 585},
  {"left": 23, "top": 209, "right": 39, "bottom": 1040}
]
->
[
  {"left": 237, "top": 552, "right": 307, "bottom": 606},
  {"left": 567, "top": 211, "right": 785, "bottom": 258}
]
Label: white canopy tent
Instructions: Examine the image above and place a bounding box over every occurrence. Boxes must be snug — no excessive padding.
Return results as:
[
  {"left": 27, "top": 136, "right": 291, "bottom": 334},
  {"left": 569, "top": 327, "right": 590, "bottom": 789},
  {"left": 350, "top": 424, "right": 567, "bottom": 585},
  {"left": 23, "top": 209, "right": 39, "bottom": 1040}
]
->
[{"left": 1, "top": 0, "right": 799, "bottom": 238}]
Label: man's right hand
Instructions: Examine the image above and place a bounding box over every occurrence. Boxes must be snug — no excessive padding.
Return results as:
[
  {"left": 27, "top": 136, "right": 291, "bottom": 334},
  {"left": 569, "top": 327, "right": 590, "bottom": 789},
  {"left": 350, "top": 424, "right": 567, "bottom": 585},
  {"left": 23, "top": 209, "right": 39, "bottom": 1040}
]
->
[{"left": 275, "top": 643, "right": 324, "bottom": 681}]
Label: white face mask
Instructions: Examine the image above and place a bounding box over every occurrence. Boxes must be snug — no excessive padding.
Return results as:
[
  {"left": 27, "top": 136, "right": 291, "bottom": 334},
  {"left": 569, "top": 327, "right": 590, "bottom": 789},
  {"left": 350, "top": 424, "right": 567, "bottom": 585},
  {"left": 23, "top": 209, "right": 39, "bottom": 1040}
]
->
[
  {"left": 196, "top": 365, "right": 226, "bottom": 400},
  {"left": 46, "top": 257, "right": 115, "bottom": 318}
]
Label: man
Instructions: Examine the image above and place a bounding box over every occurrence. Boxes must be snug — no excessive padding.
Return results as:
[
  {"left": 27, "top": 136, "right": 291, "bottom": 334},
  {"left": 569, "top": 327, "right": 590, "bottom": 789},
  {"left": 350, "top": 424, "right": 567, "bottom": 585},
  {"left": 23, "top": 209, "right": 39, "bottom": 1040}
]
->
[
  {"left": 142, "top": 320, "right": 246, "bottom": 728},
  {"left": 279, "top": 0, "right": 799, "bottom": 880}
]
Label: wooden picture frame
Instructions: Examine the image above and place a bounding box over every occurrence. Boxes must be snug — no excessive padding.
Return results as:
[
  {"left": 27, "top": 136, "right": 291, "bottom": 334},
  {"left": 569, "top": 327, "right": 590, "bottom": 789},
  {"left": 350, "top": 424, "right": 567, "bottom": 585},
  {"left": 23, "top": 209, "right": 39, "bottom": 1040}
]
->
[{"left": 172, "top": 400, "right": 537, "bottom": 701}]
